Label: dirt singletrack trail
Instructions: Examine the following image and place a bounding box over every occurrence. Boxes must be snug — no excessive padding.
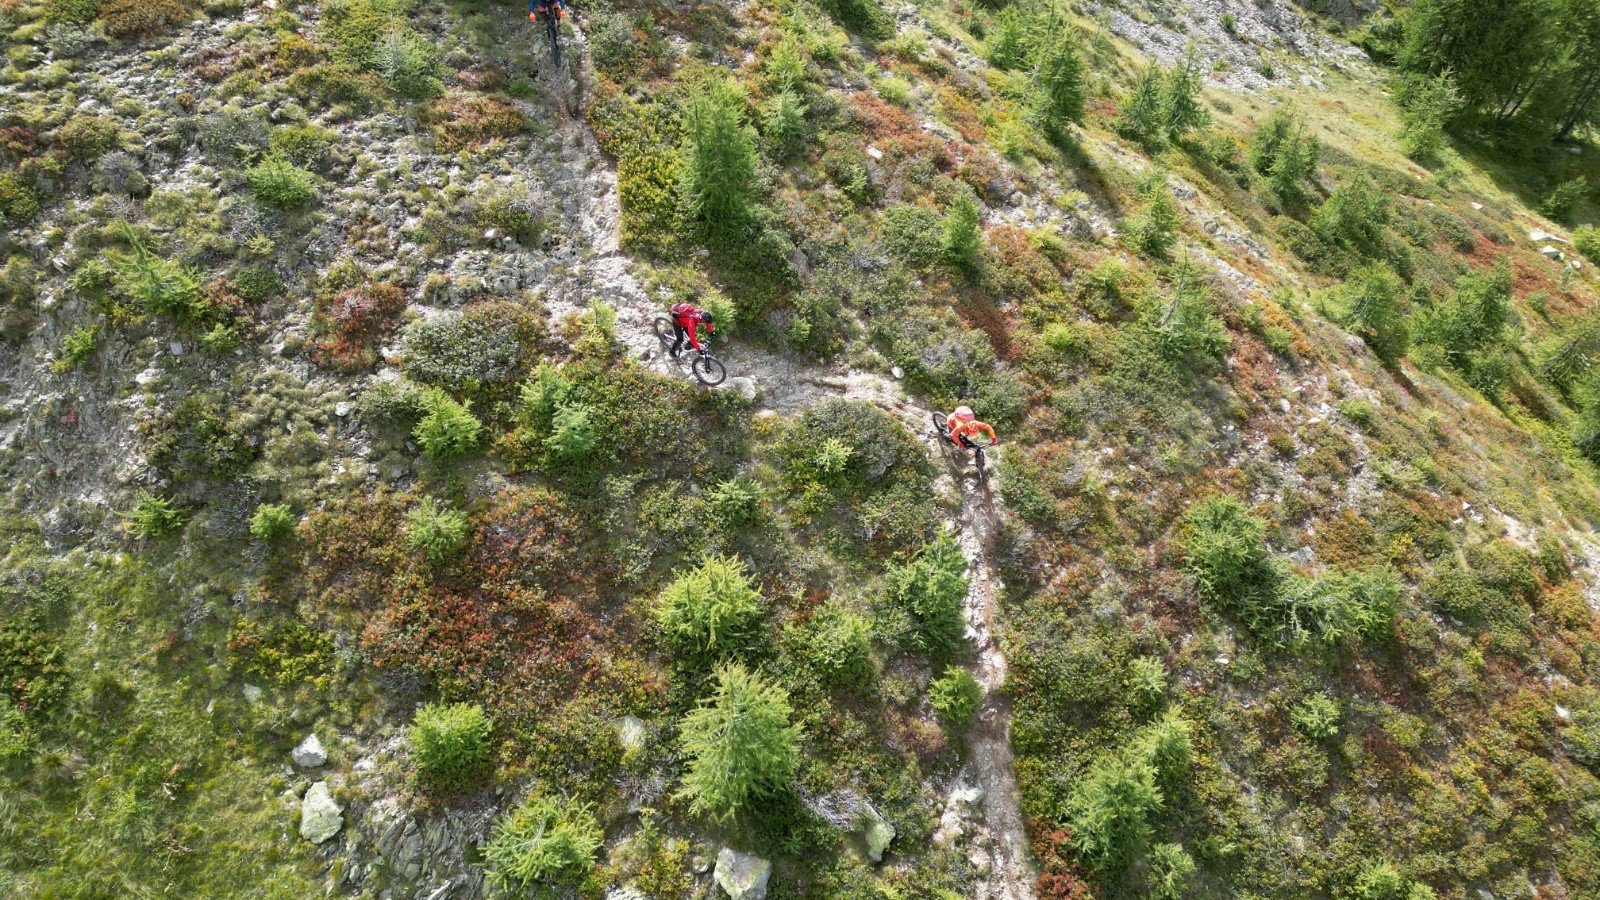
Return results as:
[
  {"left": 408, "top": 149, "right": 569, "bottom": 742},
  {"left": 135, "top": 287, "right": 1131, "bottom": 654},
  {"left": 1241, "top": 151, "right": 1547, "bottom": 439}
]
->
[{"left": 535, "top": 31, "right": 1037, "bottom": 898}]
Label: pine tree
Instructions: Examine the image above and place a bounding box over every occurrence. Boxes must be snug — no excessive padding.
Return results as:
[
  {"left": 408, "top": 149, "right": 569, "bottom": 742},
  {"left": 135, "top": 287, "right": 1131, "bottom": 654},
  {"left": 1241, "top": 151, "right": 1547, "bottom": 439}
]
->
[
  {"left": 941, "top": 190, "right": 984, "bottom": 274},
  {"left": 1340, "top": 264, "right": 1409, "bottom": 366},
  {"left": 678, "top": 663, "right": 802, "bottom": 821},
  {"left": 1161, "top": 46, "right": 1211, "bottom": 142},
  {"left": 1117, "top": 65, "right": 1167, "bottom": 149},
  {"left": 1029, "top": 28, "right": 1086, "bottom": 137},
  {"left": 679, "top": 76, "right": 760, "bottom": 231}
]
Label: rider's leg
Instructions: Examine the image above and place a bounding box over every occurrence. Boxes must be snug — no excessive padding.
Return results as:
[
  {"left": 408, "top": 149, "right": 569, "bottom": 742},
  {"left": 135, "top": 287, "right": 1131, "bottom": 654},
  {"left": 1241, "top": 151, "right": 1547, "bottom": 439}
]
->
[{"left": 670, "top": 325, "right": 687, "bottom": 358}]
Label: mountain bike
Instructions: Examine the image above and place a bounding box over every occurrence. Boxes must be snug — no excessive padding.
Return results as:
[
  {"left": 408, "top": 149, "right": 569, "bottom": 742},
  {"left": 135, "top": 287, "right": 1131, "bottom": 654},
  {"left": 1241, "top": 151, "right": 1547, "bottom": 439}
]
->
[
  {"left": 545, "top": 8, "right": 561, "bottom": 67},
  {"left": 932, "top": 411, "right": 989, "bottom": 483},
  {"left": 653, "top": 316, "right": 728, "bottom": 387}
]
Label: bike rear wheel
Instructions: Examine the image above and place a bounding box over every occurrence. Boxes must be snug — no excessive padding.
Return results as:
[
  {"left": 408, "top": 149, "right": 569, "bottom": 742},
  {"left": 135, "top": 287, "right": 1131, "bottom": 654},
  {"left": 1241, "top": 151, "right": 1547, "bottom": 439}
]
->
[
  {"left": 975, "top": 447, "right": 988, "bottom": 483},
  {"left": 652, "top": 316, "right": 675, "bottom": 348},
  {"left": 692, "top": 354, "right": 727, "bottom": 387},
  {"left": 546, "top": 12, "right": 561, "bottom": 66}
]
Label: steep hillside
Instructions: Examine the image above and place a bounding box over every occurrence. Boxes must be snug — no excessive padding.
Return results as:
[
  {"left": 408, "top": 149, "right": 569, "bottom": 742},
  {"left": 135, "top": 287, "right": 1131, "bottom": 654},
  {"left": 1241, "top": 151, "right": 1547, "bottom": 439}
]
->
[{"left": 3, "top": 0, "right": 1600, "bottom": 897}]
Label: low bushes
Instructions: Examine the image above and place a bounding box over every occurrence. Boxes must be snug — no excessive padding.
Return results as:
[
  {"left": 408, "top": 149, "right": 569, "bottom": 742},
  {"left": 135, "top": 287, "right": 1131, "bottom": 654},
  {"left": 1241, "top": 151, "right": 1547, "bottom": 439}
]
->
[
  {"left": 430, "top": 94, "right": 528, "bottom": 150},
  {"left": 249, "top": 503, "right": 297, "bottom": 542},
  {"left": 313, "top": 282, "right": 407, "bottom": 370},
  {"left": 401, "top": 301, "right": 540, "bottom": 406},
  {"left": 409, "top": 701, "right": 492, "bottom": 790},
  {"left": 122, "top": 491, "right": 185, "bottom": 538},
  {"left": 930, "top": 666, "right": 982, "bottom": 726},
  {"left": 413, "top": 390, "right": 484, "bottom": 463},
  {"left": 884, "top": 533, "right": 968, "bottom": 658},
  {"left": 245, "top": 155, "right": 318, "bottom": 208},
  {"left": 1064, "top": 712, "right": 1193, "bottom": 880},
  {"left": 484, "top": 794, "right": 602, "bottom": 892},
  {"left": 654, "top": 555, "right": 763, "bottom": 668},
  {"left": 97, "top": 0, "right": 190, "bottom": 39},
  {"left": 405, "top": 497, "right": 469, "bottom": 563}
]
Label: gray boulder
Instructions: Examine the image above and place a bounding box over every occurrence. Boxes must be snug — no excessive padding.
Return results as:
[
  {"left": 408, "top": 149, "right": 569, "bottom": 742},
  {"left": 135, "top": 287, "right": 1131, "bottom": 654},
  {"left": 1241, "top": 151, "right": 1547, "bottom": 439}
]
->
[
  {"left": 861, "top": 805, "right": 895, "bottom": 863},
  {"left": 713, "top": 848, "right": 770, "bottom": 900},
  {"left": 292, "top": 733, "right": 327, "bottom": 768},
  {"left": 299, "top": 781, "right": 344, "bottom": 844}
]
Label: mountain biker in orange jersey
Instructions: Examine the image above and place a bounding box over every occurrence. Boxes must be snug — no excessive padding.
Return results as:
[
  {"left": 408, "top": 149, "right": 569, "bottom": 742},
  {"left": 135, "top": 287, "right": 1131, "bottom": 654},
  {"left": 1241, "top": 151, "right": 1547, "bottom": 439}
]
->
[
  {"left": 946, "top": 406, "right": 998, "bottom": 450},
  {"left": 529, "top": 0, "right": 567, "bottom": 20},
  {"left": 668, "top": 302, "right": 715, "bottom": 359}
]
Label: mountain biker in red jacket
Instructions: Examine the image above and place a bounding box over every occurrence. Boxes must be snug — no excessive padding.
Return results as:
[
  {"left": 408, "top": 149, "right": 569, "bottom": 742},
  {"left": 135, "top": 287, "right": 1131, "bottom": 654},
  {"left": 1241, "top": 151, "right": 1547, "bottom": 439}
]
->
[
  {"left": 669, "top": 302, "right": 715, "bottom": 359},
  {"left": 529, "top": 0, "right": 566, "bottom": 20},
  {"left": 946, "top": 406, "right": 998, "bottom": 449}
]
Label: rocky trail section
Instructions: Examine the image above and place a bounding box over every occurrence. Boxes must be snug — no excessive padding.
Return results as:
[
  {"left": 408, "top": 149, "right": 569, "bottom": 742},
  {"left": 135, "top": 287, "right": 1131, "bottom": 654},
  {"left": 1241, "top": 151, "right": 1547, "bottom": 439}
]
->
[{"left": 532, "top": 36, "right": 1038, "bottom": 899}]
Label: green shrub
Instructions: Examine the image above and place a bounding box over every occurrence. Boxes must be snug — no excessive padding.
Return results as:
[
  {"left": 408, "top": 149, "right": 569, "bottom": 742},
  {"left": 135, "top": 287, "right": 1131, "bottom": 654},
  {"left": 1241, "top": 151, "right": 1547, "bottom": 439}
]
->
[
  {"left": 42, "top": 0, "right": 100, "bottom": 25},
  {"left": 803, "top": 604, "right": 873, "bottom": 687},
  {"left": 985, "top": 7, "right": 1028, "bottom": 70},
  {"left": 519, "top": 363, "right": 574, "bottom": 428},
  {"left": 1415, "top": 260, "right": 1512, "bottom": 382},
  {"left": 1144, "top": 842, "right": 1196, "bottom": 900},
  {"left": 1184, "top": 496, "right": 1277, "bottom": 611},
  {"left": 1130, "top": 709, "right": 1193, "bottom": 785},
  {"left": 413, "top": 390, "right": 484, "bottom": 462},
  {"left": 1289, "top": 694, "right": 1341, "bottom": 741},
  {"left": 885, "top": 533, "right": 968, "bottom": 657},
  {"left": 246, "top": 154, "right": 318, "bottom": 209},
  {"left": 323, "top": 0, "right": 439, "bottom": 97},
  {"left": 112, "top": 230, "right": 205, "bottom": 321},
  {"left": 56, "top": 115, "right": 121, "bottom": 162},
  {"left": 1065, "top": 752, "right": 1162, "bottom": 874},
  {"left": 882, "top": 204, "right": 945, "bottom": 269},
  {"left": 405, "top": 497, "right": 469, "bottom": 563},
  {"left": 249, "top": 503, "right": 297, "bottom": 542},
  {"left": 941, "top": 191, "right": 984, "bottom": 274},
  {"left": 1575, "top": 225, "right": 1600, "bottom": 265},
  {"left": 410, "top": 701, "right": 492, "bottom": 790},
  {"left": 1160, "top": 47, "right": 1210, "bottom": 142},
  {"left": 1394, "top": 72, "right": 1459, "bottom": 161},
  {"left": 483, "top": 794, "right": 602, "bottom": 892},
  {"left": 1352, "top": 863, "right": 1407, "bottom": 900},
  {"left": 0, "top": 172, "right": 44, "bottom": 224},
  {"left": 52, "top": 324, "right": 98, "bottom": 372},
  {"left": 1312, "top": 174, "right": 1390, "bottom": 258},
  {"left": 402, "top": 301, "right": 539, "bottom": 400},
  {"left": 1116, "top": 65, "right": 1168, "bottom": 149},
  {"left": 1335, "top": 264, "right": 1409, "bottom": 365},
  {"left": 929, "top": 666, "right": 982, "bottom": 726},
  {"left": 370, "top": 29, "right": 442, "bottom": 98},
  {"left": 1249, "top": 110, "right": 1320, "bottom": 200},
  {"left": 546, "top": 403, "right": 598, "bottom": 461},
  {"left": 0, "top": 614, "right": 70, "bottom": 717},
  {"left": 764, "top": 38, "right": 810, "bottom": 94},
  {"left": 655, "top": 555, "right": 764, "bottom": 667},
  {"left": 762, "top": 90, "right": 809, "bottom": 158},
  {"left": 678, "top": 663, "right": 802, "bottom": 821},
  {"left": 123, "top": 491, "right": 185, "bottom": 538},
  {"left": 1125, "top": 174, "right": 1180, "bottom": 260},
  {"left": 0, "top": 698, "right": 35, "bottom": 761},
  {"left": 97, "top": 0, "right": 190, "bottom": 39},
  {"left": 680, "top": 76, "right": 759, "bottom": 232},
  {"left": 1143, "top": 264, "right": 1229, "bottom": 362},
  {"left": 269, "top": 123, "right": 338, "bottom": 171},
  {"left": 705, "top": 477, "right": 764, "bottom": 528},
  {"left": 1126, "top": 656, "right": 1166, "bottom": 710},
  {"left": 1541, "top": 176, "right": 1589, "bottom": 223}
]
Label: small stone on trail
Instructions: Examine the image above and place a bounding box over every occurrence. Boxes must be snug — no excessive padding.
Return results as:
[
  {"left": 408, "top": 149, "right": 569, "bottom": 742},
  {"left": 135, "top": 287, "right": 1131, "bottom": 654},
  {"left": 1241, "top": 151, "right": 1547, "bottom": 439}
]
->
[
  {"left": 714, "top": 848, "right": 770, "bottom": 900},
  {"left": 169, "top": 342, "right": 184, "bottom": 356},
  {"left": 335, "top": 402, "right": 352, "bottom": 417},
  {"left": 865, "top": 145, "right": 883, "bottom": 161},
  {"left": 292, "top": 733, "right": 327, "bottom": 767},
  {"left": 299, "top": 781, "right": 343, "bottom": 844},
  {"left": 891, "top": 366, "right": 904, "bottom": 379}
]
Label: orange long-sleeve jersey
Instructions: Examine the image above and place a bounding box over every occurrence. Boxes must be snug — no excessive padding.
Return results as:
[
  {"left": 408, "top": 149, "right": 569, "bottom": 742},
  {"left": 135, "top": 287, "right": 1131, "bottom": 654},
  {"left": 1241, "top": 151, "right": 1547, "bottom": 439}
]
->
[{"left": 947, "top": 415, "right": 997, "bottom": 447}]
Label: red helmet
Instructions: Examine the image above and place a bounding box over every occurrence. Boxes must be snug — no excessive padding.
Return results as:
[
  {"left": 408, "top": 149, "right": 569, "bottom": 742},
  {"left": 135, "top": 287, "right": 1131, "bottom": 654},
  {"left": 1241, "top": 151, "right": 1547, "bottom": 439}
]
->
[{"left": 954, "top": 406, "right": 975, "bottom": 422}]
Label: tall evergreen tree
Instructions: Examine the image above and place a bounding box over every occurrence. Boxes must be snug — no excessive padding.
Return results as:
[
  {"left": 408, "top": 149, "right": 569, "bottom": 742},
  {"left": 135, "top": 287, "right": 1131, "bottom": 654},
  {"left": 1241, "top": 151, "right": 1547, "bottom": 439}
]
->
[
  {"left": 679, "top": 76, "right": 760, "bottom": 229},
  {"left": 678, "top": 664, "right": 802, "bottom": 821}
]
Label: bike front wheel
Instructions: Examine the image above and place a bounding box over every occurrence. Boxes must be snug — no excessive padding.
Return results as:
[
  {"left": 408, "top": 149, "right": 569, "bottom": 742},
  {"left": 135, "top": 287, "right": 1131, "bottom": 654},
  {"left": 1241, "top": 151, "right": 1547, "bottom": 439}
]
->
[
  {"left": 546, "top": 13, "right": 562, "bottom": 66},
  {"left": 692, "top": 354, "right": 727, "bottom": 387},
  {"left": 975, "top": 447, "right": 988, "bottom": 483}
]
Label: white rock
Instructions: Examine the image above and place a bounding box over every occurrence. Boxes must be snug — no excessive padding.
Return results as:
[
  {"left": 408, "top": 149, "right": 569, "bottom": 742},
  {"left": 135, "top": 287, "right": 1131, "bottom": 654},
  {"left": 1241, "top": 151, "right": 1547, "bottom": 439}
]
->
[
  {"left": 1541, "top": 245, "right": 1564, "bottom": 260},
  {"left": 618, "top": 715, "right": 646, "bottom": 752},
  {"left": 891, "top": 366, "right": 904, "bottom": 379},
  {"left": 714, "top": 848, "right": 771, "bottom": 900},
  {"left": 1471, "top": 202, "right": 1484, "bottom": 210},
  {"left": 335, "top": 402, "right": 352, "bottom": 417},
  {"left": 299, "top": 781, "right": 343, "bottom": 843},
  {"left": 865, "top": 145, "right": 883, "bottom": 161},
  {"left": 1530, "top": 229, "right": 1569, "bottom": 245},
  {"left": 168, "top": 342, "right": 184, "bottom": 356},
  {"left": 243, "top": 684, "right": 263, "bottom": 703},
  {"left": 1555, "top": 704, "right": 1572, "bottom": 723},
  {"left": 292, "top": 733, "right": 327, "bottom": 767}
]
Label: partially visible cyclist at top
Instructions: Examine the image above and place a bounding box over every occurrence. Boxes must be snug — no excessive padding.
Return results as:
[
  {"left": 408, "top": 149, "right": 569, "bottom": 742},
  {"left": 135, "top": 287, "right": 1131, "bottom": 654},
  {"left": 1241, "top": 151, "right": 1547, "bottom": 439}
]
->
[
  {"left": 668, "top": 301, "right": 715, "bottom": 359},
  {"left": 529, "top": 0, "right": 567, "bottom": 20},
  {"left": 946, "top": 406, "right": 999, "bottom": 449}
]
